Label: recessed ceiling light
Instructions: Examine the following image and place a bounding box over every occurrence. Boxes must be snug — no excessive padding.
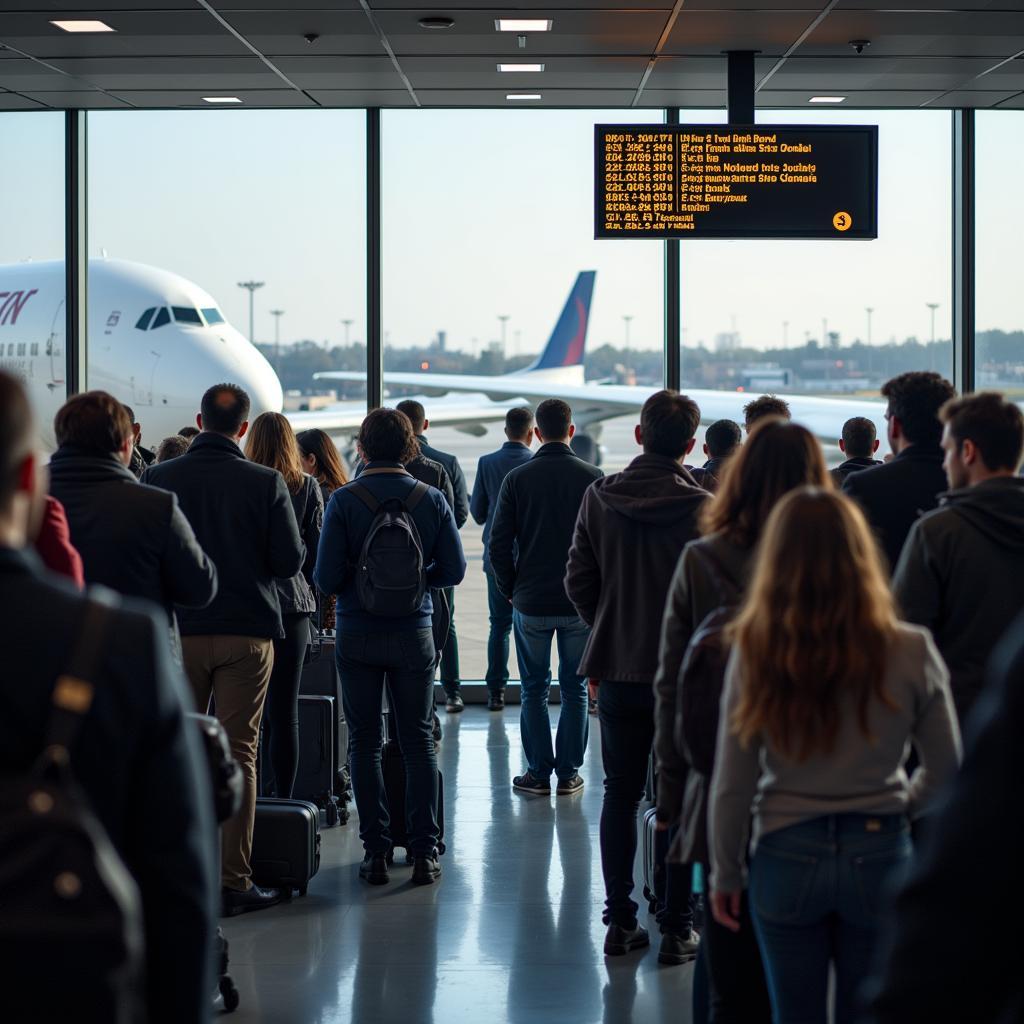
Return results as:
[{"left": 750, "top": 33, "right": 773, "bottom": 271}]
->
[
  {"left": 496, "top": 19, "right": 553, "bottom": 32},
  {"left": 809, "top": 95, "right": 846, "bottom": 103},
  {"left": 419, "top": 16, "right": 455, "bottom": 29},
  {"left": 498, "top": 63, "right": 545, "bottom": 72},
  {"left": 203, "top": 96, "right": 242, "bottom": 104},
  {"left": 50, "top": 19, "right": 115, "bottom": 33},
  {"left": 507, "top": 93, "right": 542, "bottom": 100}
]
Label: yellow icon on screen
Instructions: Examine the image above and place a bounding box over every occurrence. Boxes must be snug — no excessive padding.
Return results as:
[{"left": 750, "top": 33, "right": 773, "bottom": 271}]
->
[{"left": 833, "top": 211, "right": 852, "bottom": 232}]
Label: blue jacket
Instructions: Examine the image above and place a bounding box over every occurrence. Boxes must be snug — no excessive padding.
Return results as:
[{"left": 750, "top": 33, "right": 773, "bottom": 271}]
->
[
  {"left": 416, "top": 434, "right": 469, "bottom": 529},
  {"left": 471, "top": 440, "right": 533, "bottom": 573},
  {"left": 314, "top": 463, "right": 467, "bottom": 633}
]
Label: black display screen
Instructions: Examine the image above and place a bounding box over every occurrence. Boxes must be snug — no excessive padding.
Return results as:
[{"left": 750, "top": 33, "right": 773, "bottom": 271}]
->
[{"left": 595, "top": 124, "right": 878, "bottom": 240}]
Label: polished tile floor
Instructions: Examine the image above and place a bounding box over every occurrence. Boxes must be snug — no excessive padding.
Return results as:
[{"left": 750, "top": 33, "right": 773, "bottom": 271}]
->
[{"left": 222, "top": 707, "right": 695, "bottom": 1023}]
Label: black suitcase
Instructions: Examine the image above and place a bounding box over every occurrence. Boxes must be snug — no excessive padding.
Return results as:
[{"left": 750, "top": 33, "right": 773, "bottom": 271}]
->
[
  {"left": 301, "top": 633, "right": 351, "bottom": 801},
  {"left": 252, "top": 797, "right": 321, "bottom": 896},
  {"left": 382, "top": 739, "right": 446, "bottom": 857},
  {"left": 294, "top": 695, "right": 344, "bottom": 827},
  {"left": 641, "top": 805, "right": 659, "bottom": 914}
]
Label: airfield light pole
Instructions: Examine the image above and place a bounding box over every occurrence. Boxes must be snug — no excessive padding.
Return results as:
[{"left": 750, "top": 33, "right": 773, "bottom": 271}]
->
[
  {"left": 498, "top": 314, "right": 511, "bottom": 355},
  {"left": 866, "top": 306, "right": 875, "bottom": 378},
  {"left": 782, "top": 320, "right": 789, "bottom": 347},
  {"left": 237, "top": 280, "right": 264, "bottom": 344},
  {"left": 270, "top": 309, "right": 284, "bottom": 371},
  {"left": 341, "top": 318, "right": 354, "bottom": 346},
  {"left": 623, "top": 315, "right": 633, "bottom": 350},
  {"left": 927, "top": 302, "right": 940, "bottom": 371}
]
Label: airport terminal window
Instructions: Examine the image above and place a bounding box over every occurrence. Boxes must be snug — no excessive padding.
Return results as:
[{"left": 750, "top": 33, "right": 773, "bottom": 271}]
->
[
  {"left": 382, "top": 109, "right": 665, "bottom": 681},
  {"left": 678, "top": 108, "right": 953, "bottom": 450},
  {"left": 136, "top": 308, "right": 156, "bottom": 330},
  {"left": 172, "top": 306, "right": 203, "bottom": 325},
  {"left": 151, "top": 307, "right": 171, "bottom": 329},
  {"left": 976, "top": 111, "right": 1022, "bottom": 396}
]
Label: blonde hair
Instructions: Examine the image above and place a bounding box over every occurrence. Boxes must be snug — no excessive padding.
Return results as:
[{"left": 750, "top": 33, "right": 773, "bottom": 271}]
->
[
  {"left": 729, "top": 487, "right": 899, "bottom": 760},
  {"left": 245, "top": 412, "right": 304, "bottom": 494}
]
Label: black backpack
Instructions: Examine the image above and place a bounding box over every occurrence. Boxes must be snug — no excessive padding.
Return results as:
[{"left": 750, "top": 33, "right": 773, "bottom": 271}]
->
[
  {"left": 0, "top": 599, "right": 145, "bottom": 1021},
  {"left": 348, "top": 475, "right": 429, "bottom": 618}
]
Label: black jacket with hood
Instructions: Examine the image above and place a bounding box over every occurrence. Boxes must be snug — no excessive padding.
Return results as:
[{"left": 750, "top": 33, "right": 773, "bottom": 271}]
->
[
  {"left": 565, "top": 453, "right": 709, "bottom": 683},
  {"left": 893, "top": 475, "right": 1024, "bottom": 721}
]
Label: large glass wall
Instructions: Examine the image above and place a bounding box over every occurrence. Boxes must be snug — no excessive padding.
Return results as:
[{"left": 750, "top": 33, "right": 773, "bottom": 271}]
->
[
  {"left": 976, "top": 110, "right": 1022, "bottom": 396},
  {"left": 678, "top": 108, "right": 953, "bottom": 459},
  {"left": 86, "top": 109, "right": 366, "bottom": 449},
  {"left": 0, "top": 113, "right": 66, "bottom": 445},
  {"left": 382, "top": 109, "right": 665, "bottom": 680}
]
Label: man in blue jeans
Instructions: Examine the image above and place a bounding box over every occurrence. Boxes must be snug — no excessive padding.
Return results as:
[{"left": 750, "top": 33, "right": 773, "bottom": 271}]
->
[
  {"left": 488, "top": 399, "right": 602, "bottom": 796},
  {"left": 469, "top": 407, "right": 534, "bottom": 710},
  {"left": 315, "top": 407, "right": 466, "bottom": 886}
]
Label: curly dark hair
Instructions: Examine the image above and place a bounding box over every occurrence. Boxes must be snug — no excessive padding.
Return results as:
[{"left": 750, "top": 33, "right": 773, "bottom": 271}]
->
[
  {"left": 357, "top": 408, "right": 420, "bottom": 465},
  {"left": 743, "top": 394, "right": 791, "bottom": 431},
  {"left": 881, "top": 372, "right": 956, "bottom": 447}
]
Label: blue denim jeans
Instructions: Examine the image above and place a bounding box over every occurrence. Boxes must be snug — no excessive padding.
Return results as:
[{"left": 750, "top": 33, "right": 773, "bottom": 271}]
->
[
  {"left": 512, "top": 610, "right": 590, "bottom": 781},
  {"left": 749, "top": 813, "right": 911, "bottom": 1024},
  {"left": 485, "top": 570, "right": 514, "bottom": 693},
  {"left": 336, "top": 628, "right": 440, "bottom": 858}
]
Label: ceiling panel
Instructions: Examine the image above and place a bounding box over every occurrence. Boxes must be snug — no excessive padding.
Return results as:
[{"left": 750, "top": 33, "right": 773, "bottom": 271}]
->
[
  {"left": 664, "top": 11, "right": 820, "bottom": 56},
  {"left": 757, "top": 87, "right": 944, "bottom": 106},
  {"left": 368, "top": 0, "right": 675, "bottom": 9},
  {"left": 649, "top": 55, "right": 776, "bottom": 89},
  {"left": 309, "top": 88, "right": 416, "bottom": 106},
  {"left": 636, "top": 87, "right": 728, "bottom": 107},
  {"left": 400, "top": 54, "right": 649, "bottom": 89},
  {"left": 0, "top": 90, "right": 46, "bottom": 109},
  {"left": 801, "top": 11, "right": 1024, "bottom": 58},
  {"left": 212, "top": 0, "right": 362, "bottom": 9},
  {"left": 271, "top": 56, "right": 405, "bottom": 89},
  {"left": 22, "top": 89, "right": 130, "bottom": 107},
  {"left": 0, "top": 1, "right": 195, "bottom": 10},
  {"left": 930, "top": 89, "right": 1021, "bottom": 106},
  {"left": 836, "top": 0, "right": 1014, "bottom": 10},
  {"left": 220, "top": 10, "right": 383, "bottom": 56},
  {"left": 43, "top": 55, "right": 284, "bottom": 90},
  {"left": 993, "top": 92, "right": 1024, "bottom": 107},
  {"left": 373, "top": 10, "right": 669, "bottom": 57},
  {"left": 107, "top": 88, "right": 316, "bottom": 108},
  {"left": 764, "top": 55, "right": 997, "bottom": 91},
  {"left": 413, "top": 87, "right": 639, "bottom": 105}
]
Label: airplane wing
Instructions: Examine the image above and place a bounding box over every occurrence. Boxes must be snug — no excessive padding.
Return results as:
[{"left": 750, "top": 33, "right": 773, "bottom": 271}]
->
[
  {"left": 313, "top": 369, "right": 887, "bottom": 446},
  {"left": 287, "top": 393, "right": 521, "bottom": 438}
]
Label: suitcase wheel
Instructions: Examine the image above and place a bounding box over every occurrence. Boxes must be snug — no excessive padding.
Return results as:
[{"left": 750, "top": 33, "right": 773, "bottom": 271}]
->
[{"left": 219, "top": 975, "right": 239, "bottom": 1013}]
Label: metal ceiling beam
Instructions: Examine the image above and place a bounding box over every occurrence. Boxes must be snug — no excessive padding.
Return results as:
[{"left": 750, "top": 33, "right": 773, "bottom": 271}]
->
[
  {"left": 631, "top": 0, "right": 688, "bottom": 107},
  {"left": 357, "top": 0, "right": 421, "bottom": 108},
  {"left": 755, "top": 0, "right": 841, "bottom": 92}
]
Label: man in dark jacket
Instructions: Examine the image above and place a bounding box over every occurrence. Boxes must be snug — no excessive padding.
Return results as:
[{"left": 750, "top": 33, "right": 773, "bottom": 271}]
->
[
  {"left": 143, "top": 383, "right": 304, "bottom": 915},
  {"left": 396, "top": 400, "right": 468, "bottom": 712},
  {"left": 565, "top": 390, "right": 708, "bottom": 964},
  {"left": 864, "top": 613, "right": 1024, "bottom": 1024},
  {"left": 315, "top": 408, "right": 466, "bottom": 887},
  {"left": 689, "top": 418, "right": 741, "bottom": 493},
  {"left": 49, "top": 391, "right": 217, "bottom": 629},
  {"left": 831, "top": 415, "right": 883, "bottom": 487},
  {"left": 489, "top": 399, "right": 603, "bottom": 796},
  {"left": 0, "top": 371, "right": 217, "bottom": 1024},
  {"left": 470, "top": 406, "right": 534, "bottom": 709},
  {"left": 843, "top": 371, "right": 955, "bottom": 570},
  {"left": 894, "top": 392, "right": 1024, "bottom": 722}
]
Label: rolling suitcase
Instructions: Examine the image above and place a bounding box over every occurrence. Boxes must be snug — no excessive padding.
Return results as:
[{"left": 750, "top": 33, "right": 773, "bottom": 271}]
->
[
  {"left": 301, "top": 633, "right": 351, "bottom": 801},
  {"left": 641, "top": 806, "right": 659, "bottom": 914},
  {"left": 252, "top": 797, "right": 321, "bottom": 897},
  {"left": 293, "top": 694, "right": 344, "bottom": 827}
]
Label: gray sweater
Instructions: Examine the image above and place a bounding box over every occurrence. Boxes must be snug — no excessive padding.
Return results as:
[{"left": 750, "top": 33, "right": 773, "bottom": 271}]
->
[{"left": 709, "top": 622, "right": 961, "bottom": 893}]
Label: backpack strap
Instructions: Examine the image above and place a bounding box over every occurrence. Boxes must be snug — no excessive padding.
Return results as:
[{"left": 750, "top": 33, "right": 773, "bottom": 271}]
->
[
  {"left": 405, "top": 481, "right": 430, "bottom": 512},
  {"left": 39, "top": 599, "right": 112, "bottom": 772},
  {"left": 346, "top": 481, "right": 380, "bottom": 514}
]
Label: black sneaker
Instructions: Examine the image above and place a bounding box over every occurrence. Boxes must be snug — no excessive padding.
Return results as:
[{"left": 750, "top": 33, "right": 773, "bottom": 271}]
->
[
  {"left": 604, "top": 921, "right": 650, "bottom": 957},
  {"left": 358, "top": 852, "right": 390, "bottom": 886},
  {"left": 556, "top": 773, "right": 584, "bottom": 795},
  {"left": 445, "top": 691, "right": 465, "bottom": 713},
  {"left": 512, "top": 771, "right": 551, "bottom": 795},
  {"left": 487, "top": 689, "right": 506, "bottom": 711},
  {"left": 221, "top": 884, "right": 282, "bottom": 917},
  {"left": 411, "top": 855, "right": 442, "bottom": 885},
  {"left": 658, "top": 928, "right": 700, "bottom": 965}
]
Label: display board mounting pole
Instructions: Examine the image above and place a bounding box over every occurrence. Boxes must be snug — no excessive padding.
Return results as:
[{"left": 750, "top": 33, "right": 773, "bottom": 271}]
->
[
  {"left": 664, "top": 107, "right": 681, "bottom": 392},
  {"left": 952, "top": 109, "right": 975, "bottom": 394},
  {"left": 65, "top": 110, "right": 88, "bottom": 398},
  {"left": 727, "top": 51, "right": 756, "bottom": 124},
  {"left": 366, "top": 108, "right": 383, "bottom": 411}
]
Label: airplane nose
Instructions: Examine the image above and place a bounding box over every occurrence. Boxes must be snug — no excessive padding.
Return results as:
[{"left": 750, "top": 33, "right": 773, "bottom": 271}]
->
[{"left": 242, "top": 352, "right": 284, "bottom": 420}]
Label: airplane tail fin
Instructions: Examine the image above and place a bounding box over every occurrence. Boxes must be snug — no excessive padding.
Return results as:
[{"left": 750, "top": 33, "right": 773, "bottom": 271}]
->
[{"left": 525, "top": 271, "right": 595, "bottom": 372}]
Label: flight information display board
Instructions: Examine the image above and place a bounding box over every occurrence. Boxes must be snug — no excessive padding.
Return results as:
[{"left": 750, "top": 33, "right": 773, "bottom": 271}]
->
[{"left": 595, "top": 124, "right": 878, "bottom": 240}]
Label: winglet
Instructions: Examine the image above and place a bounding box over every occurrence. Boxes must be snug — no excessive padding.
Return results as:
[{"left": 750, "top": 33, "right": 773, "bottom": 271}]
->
[{"left": 526, "top": 271, "right": 595, "bottom": 371}]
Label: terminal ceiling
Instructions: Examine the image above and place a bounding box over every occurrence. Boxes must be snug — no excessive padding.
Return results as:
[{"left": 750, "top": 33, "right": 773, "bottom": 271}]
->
[{"left": 0, "top": 2, "right": 1022, "bottom": 111}]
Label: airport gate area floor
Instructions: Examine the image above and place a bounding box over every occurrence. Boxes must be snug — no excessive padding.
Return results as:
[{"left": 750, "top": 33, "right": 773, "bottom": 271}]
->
[{"left": 222, "top": 705, "right": 695, "bottom": 1024}]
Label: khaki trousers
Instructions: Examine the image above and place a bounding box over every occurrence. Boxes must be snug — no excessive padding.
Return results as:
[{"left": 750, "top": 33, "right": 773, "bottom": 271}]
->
[{"left": 182, "top": 634, "right": 274, "bottom": 892}]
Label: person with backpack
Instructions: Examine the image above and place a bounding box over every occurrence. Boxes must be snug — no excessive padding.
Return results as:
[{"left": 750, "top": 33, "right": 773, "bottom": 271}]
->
[
  {"left": 653, "top": 419, "right": 830, "bottom": 1023},
  {"left": 314, "top": 408, "right": 466, "bottom": 887},
  {"left": 246, "top": 412, "right": 324, "bottom": 799},
  {"left": 0, "top": 370, "right": 218, "bottom": 1023},
  {"left": 708, "top": 488, "right": 961, "bottom": 1024}
]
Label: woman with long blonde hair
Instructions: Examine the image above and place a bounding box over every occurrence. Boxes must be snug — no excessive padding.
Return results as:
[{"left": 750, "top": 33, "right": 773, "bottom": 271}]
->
[
  {"left": 246, "top": 412, "right": 324, "bottom": 797},
  {"left": 709, "top": 487, "right": 961, "bottom": 1024}
]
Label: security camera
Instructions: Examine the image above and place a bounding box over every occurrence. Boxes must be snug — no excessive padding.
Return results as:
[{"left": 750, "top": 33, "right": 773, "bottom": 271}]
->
[
  {"left": 849, "top": 39, "right": 870, "bottom": 54},
  {"left": 304, "top": 32, "right": 320, "bottom": 44}
]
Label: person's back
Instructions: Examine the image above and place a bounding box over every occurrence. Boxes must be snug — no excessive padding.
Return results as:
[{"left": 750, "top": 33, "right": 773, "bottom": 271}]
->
[
  {"left": 50, "top": 391, "right": 216, "bottom": 618},
  {"left": 893, "top": 392, "right": 1024, "bottom": 721},
  {"left": 709, "top": 488, "right": 961, "bottom": 1024},
  {"left": 830, "top": 415, "right": 883, "bottom": 487},
  {"left": 143, "top": 383, "right": 304, "bottom": 916},
  {"left": 0, "top": 371, "right": 217, "bottom": 1023},
  {"left": 843, "top": 371, "right": 955, "bottom": 569}
]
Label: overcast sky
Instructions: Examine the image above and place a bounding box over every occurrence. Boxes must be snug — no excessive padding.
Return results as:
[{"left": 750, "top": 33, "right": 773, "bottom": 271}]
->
[{"left": 0, "top": 106, "right": 1018, "bottom": 356}]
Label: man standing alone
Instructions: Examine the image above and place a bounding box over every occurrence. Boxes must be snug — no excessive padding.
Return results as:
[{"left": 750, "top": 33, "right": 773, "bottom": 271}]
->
[{"left": 489, "top": 399, "right": 602, "bottom": 796}]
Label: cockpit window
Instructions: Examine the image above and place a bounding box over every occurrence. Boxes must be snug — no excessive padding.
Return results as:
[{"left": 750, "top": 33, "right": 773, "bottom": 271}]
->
[
  {"left": 135, "top": 307, "right": 155, "bottom": 331},
  {"left": 201, "top": 307, "right": 224, "bottom": 325},
  {"left": 151, "top": 307, "right": 171, "bottom": 329},
  {"left": 173, "top": 306, "right": 203, "bottom": 326}
]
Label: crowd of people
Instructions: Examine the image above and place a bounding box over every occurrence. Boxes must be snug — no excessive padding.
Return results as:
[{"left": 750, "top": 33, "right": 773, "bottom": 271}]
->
[{"left": 2, "top": 365, "right": 1023, "bottom": 1024}]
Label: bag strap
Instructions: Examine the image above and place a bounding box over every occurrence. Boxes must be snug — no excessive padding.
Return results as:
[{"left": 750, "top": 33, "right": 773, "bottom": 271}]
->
[
  {"left": 405, "top": 481, "right": 429, "bottom": 512},
  {"left": 349, "top": 478, "right": 429, "bottom": 516},
  {"left": 346, "top": 481, "right": 380, "bottom": 514},
  {"left": 39, "top": 599, "right": 112, "bottom": 772}
]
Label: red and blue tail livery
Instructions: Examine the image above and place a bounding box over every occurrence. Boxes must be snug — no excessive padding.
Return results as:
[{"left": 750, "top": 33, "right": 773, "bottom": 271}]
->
[{"left": 525, "top": 271, "right": 595, "bottom": 371}]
